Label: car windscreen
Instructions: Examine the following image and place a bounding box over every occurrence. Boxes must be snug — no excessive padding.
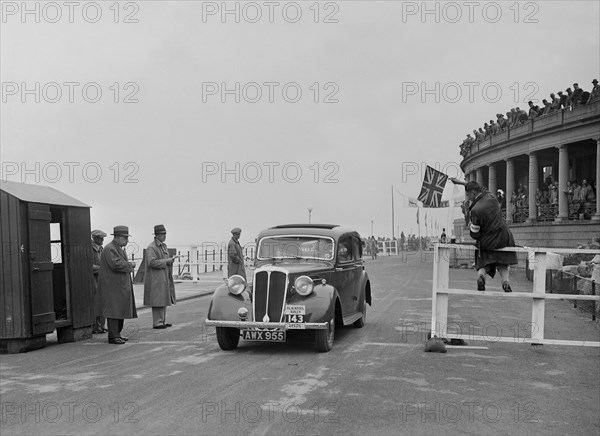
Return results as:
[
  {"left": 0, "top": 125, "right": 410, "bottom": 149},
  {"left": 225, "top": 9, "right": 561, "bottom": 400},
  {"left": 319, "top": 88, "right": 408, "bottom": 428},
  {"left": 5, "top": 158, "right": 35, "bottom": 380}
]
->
[{"left": 257, "top": 236, "right": 334, "bottom": 260}]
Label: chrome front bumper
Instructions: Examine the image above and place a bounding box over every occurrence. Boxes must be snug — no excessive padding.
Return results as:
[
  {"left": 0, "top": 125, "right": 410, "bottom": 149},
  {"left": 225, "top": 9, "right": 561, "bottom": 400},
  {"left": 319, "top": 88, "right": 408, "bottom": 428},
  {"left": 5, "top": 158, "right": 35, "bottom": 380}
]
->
[{"left": 204, "top": 320, "right": 329, "bottom": 330}]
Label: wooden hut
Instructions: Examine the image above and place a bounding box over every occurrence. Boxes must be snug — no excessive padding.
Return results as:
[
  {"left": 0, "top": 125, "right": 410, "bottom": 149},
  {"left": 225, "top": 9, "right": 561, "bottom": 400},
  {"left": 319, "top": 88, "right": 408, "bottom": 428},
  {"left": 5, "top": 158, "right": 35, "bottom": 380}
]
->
[{"left": 1, "top": 181, "right": 95, "bottom": 353}]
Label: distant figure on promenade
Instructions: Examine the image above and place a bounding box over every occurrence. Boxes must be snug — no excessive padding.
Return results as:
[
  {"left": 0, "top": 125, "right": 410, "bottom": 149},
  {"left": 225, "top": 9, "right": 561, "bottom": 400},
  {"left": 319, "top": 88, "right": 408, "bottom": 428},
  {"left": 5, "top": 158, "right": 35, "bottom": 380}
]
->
[
  {"left": 453, "top": 180, "right": 517, "bottom": 292},
  {"left": 144, "top": 225, "right": 180, "bottom": 329},
  {"left": 228, "top": 227, "right": 246, "bottom": 280},
  {"left": 370, "top": 236, "right": 378, "bottom": 259},
  {"left": 91, "top": 229, "right": 108, "bottom": 334},
  {"left": 98, "top": 226, "right": 137, "bottom": 345}
]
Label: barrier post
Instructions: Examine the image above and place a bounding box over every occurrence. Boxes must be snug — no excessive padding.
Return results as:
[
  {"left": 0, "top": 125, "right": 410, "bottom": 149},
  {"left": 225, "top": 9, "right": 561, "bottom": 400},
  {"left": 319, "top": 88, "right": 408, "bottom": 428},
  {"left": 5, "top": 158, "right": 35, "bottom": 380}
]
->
[
  {"left": 190, "top": 246, "right": 199, "bottom": 281},
  {"left": 531, "top": 252, "right": 547, "bottom": 343},
  {"left": 431, "top": 244, "right": 450, "bottom": 338},
  {"left": 573, "top": 274, "right": 578, "bottom": 308},
  {"left": 592, "top": 280, "right": 596, "bottom": 322}
]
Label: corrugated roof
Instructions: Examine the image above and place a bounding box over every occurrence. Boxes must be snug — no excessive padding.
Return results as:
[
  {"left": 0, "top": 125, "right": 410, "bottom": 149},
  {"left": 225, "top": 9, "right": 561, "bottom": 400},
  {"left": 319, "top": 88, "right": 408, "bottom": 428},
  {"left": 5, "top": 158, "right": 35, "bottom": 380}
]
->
[{"left": 0, "top": 180, "right": 90, "bottom": 208}]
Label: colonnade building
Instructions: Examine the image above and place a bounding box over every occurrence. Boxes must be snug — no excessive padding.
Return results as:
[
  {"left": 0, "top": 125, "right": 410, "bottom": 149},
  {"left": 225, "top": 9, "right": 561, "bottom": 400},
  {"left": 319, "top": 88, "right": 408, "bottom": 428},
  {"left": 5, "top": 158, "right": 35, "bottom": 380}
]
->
[{"left": 459, "top": 99, "right": 599, "bottom": 248}]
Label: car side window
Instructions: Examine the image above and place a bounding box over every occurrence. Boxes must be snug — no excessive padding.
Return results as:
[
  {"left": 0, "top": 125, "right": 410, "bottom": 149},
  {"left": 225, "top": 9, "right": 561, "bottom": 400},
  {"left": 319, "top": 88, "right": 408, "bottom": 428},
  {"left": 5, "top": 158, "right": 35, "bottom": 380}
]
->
[
  {"left": 337, "top": 237, "right": 353, "bottom": 262},
  {"left": 352, "top": 237, "right": 362, "bottom": 259}
]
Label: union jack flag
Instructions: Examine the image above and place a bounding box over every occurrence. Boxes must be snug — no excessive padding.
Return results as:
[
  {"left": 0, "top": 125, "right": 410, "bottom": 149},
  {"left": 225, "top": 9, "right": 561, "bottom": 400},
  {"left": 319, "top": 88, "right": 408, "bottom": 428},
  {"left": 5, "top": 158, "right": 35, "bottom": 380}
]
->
[{"left": 417, "top": 166, "right": 448, "bottom": 207}]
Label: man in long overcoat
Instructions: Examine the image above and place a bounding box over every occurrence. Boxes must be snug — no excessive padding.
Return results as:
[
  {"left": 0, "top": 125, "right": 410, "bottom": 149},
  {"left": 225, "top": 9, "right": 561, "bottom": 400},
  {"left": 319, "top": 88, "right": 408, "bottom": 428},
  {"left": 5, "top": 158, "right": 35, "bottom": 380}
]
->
[
  {"left": 98, "top": 226, "right": 137, "bottom": 344},
  {"left": 143, "top": 224, "right": 178, "bottom": 329},
  {"left": 465, "top": 181, "right": 518, "bottom": 292},
  {"left": 91, "top": 229, "right": 107, "bottom": 334},
  {"left": 228, "top": 227, "right": 246, "bottom": 280}
]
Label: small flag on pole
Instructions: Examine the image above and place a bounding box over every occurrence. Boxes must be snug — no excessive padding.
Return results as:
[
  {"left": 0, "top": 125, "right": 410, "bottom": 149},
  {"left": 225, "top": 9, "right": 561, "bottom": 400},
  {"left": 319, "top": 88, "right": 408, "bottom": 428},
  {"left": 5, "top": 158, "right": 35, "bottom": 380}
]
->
[
  {"left": 416, "top": 209, "right": 419, "bottom": 224},
  {"left": 417, "top": 165, "right": 449, "bottom": 207}
]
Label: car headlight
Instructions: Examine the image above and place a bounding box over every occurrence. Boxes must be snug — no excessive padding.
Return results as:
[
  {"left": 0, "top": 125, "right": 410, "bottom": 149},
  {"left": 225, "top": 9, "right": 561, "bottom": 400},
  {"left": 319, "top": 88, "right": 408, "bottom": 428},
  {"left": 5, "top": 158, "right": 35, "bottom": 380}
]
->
[
  {"left": 294, "top": 275, "right": 314, "bottom": 296},
  {"left": 227, "top": 275, "right": 246, "bottom": 295}
]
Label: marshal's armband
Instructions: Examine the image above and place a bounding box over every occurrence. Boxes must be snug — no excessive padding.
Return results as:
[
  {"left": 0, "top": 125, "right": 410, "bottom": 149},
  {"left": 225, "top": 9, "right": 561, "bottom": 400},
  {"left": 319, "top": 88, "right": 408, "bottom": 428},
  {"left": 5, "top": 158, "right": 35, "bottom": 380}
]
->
[{"left": 469, "top": 223, "right": 481, "bottom": 233}]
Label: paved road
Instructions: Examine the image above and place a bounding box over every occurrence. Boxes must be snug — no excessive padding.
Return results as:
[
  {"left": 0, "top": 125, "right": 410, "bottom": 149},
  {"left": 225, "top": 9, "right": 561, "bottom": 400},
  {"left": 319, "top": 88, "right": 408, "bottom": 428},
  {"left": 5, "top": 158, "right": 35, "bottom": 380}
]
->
[{"left": 1, "top": 255, "right": 599, "bottom": 435}]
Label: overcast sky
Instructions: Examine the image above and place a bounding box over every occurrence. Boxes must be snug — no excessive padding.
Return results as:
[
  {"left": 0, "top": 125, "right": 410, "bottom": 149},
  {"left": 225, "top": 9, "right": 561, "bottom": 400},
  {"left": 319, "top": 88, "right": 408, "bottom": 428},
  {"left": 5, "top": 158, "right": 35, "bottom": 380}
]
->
[{"left": 1, "top": 0, "right": 599, "bottom": 250}]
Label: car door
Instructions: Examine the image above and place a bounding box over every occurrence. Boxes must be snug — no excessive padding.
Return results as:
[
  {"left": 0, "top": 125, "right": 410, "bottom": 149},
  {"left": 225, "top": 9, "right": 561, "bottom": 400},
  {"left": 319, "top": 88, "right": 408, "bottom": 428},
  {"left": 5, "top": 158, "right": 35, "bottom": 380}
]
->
[
  {"left": 330, "top": 235, "right": 359, "bottom": 315},
  {"left": 350, "top": 235, "right": 364, "bottom": 311}
]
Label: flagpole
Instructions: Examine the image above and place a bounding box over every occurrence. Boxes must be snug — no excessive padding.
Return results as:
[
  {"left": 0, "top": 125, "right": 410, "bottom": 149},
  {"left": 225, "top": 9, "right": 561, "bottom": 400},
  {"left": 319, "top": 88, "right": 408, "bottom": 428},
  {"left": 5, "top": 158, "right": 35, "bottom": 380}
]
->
[
  {"left": 417, "top": 205, "right": 422, "bottom": 254},
  {"left": 391, "top": 185, "right": 395, "bottom": 240}
]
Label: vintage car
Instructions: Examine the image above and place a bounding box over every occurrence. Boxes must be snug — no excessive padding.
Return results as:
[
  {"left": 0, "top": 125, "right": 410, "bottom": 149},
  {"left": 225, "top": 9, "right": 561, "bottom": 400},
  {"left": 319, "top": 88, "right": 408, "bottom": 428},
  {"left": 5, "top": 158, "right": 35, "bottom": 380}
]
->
[{"left": 205, "top": 224, "right": 372, "bottom": 352}]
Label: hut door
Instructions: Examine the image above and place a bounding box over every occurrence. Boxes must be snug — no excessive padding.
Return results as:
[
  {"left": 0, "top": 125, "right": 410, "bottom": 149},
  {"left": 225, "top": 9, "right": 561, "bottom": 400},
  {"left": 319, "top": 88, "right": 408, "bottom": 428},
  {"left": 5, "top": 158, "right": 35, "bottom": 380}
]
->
[{"left": 28, "top": 203, "right": 55, "bottom": 335}]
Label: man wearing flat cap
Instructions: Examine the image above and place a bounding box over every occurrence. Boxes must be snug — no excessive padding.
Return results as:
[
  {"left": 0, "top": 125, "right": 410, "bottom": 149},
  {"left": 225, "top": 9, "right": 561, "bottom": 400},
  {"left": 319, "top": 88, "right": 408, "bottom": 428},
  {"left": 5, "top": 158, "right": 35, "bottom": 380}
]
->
[
  {"left": 98, "top": 226, "right": 137, "bottom": 344},
  {"left": 228, "top": 227, "right": 246, "bottom": 280},
  {"left": 91, "top": 229, "right": 108, "bottom": 334},
  {"left": 143, "top": 225, "right": 179, "bottom": 329}
]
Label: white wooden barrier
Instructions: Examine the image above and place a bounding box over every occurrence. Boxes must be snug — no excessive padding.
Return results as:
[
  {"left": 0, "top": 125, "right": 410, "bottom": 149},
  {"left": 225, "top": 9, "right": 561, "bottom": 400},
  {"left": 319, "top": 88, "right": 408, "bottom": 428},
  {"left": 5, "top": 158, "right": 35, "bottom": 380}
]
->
[{"left": 432, "top": 244, "right": 600, "bottom": 347}]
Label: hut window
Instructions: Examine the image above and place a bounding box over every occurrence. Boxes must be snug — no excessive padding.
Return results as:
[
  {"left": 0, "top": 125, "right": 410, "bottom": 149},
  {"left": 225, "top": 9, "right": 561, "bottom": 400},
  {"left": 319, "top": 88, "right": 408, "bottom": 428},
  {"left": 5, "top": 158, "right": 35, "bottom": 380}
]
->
[{"left": 50, "top": 222, "right": 62, "bottom": 264}]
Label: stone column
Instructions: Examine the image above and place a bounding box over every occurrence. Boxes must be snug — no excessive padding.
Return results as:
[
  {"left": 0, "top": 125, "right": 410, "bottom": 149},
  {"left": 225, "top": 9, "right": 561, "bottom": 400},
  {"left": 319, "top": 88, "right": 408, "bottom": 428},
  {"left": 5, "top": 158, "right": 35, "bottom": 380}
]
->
[
  {"left": 555, "top": 145, "right": 569, "bottom": 222},
  {"left": 594, "top": 138, "right": 600, "bottom": 221},
  {"left": 476, "top": 168, "right": 484, "bottom": 185},
  {"left": 527, "top": 152, "right": 538, "bottom": 223},
  {"left": 488, "top": 164, "right": 497, "bottom": 196},
  {"left": 506, "top": 158, "right": 515, "bottom": 223}
]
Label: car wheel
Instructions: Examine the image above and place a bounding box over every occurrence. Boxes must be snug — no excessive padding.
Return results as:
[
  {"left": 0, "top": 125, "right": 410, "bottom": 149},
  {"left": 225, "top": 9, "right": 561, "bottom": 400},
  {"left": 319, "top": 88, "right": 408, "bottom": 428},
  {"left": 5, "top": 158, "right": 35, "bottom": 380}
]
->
[
  {"left": 315, "top": 317, "right": 335, "bottom": 352},
  {"left": 353, "top": 296, "right": 367, "bottom": 328},
  {"left": 216, "top": 327, "right": 240, "bottom": 350}
]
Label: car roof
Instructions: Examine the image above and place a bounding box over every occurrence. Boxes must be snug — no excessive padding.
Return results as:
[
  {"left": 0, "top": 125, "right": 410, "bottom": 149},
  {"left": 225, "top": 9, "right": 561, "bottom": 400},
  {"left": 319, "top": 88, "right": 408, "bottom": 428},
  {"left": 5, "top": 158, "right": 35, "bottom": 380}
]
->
[{"left": 257, "top": 224, "right": 361, "bottom": 240}]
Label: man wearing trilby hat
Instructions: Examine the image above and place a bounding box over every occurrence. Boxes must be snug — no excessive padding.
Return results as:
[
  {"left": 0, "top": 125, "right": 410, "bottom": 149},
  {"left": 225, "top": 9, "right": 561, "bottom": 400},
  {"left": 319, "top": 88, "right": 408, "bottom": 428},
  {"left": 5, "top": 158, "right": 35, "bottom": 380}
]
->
[
  {"left": 143, "top": 225, "right": 180, "bottom": 329},
  {"left": 98, "top": 226, "right": 137, "bottom": 344},
  {"left": 228, "top": 227, "right": 246, "bottom": 280}
]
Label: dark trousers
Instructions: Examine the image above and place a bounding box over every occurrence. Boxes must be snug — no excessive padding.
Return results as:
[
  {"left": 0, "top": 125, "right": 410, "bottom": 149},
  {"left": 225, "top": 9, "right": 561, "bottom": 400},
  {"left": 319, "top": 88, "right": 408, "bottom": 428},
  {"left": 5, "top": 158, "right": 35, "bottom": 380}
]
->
[{"left": 107, "top": 318, "right": 124, "bottom": 340}]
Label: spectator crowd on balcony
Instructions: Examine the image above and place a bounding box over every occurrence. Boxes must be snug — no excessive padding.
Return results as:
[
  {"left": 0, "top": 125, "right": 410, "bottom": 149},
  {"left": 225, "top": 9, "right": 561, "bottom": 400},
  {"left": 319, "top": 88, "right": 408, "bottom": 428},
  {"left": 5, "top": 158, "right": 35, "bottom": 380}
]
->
[
  {"left": 508, "top": 177, "right": 597, "bottom": 222},
  {"left": 460, "top": 79, "right": 600, "bottom": 157}
]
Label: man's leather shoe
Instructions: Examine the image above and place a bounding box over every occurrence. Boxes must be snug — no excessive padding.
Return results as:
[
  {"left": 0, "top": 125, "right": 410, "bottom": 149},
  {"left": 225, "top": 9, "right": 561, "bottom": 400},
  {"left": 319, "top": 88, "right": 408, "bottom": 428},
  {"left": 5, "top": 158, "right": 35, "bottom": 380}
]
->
[
  {"left": 477, "top": 276, "right": 485, "bottom": 291},
  {"left": 119, "top": 336, "right": 128, "bottom": 341},
  {"left": 164, "top": 323, "right": 173, "bottom": 328},
  {"left": 108, "top": 337, "right": 126, "bottom": 344},
  {"left": 153, "top": 325, "right": 167, "bottom": 329},
  {"left": 92, "top": 329, "right": 103, "bottom": 334},
  {"left": 502, "top": 281, "right": 513, "bottom": 293}
]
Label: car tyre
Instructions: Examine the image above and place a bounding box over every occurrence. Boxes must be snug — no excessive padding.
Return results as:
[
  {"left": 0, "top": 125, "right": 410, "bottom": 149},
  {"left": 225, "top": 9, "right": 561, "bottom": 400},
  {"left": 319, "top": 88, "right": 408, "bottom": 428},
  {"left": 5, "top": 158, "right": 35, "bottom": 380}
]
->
[
  {"left": 315, "top": 317, "right": 335, "bottom": 352},
  {"left": 353, "top": 296, "right": 367, "bottom": 328},
  {"left": 216, "top": 327, "right": 240, "bottom": 350}
]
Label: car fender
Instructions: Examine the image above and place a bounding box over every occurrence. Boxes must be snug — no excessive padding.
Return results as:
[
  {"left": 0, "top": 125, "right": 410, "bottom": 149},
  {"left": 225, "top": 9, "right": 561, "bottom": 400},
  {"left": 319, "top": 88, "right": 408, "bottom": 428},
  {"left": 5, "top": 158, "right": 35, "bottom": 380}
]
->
[
  {"left": 286, "top": 283, "right": 338, "bottom": 323},
  {"left": 358, "top": 270, "right": 372, "bottom": 306},
  {"left": 207, "top": 283, "right": 252, "bottom": 322}
]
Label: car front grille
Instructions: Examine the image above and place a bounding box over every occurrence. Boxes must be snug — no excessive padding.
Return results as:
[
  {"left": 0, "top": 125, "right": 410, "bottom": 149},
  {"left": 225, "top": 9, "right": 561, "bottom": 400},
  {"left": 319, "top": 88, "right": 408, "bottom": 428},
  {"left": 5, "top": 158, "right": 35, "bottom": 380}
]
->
[{"left": 253, "top": 269, "right": 288, "bottom": 323}]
